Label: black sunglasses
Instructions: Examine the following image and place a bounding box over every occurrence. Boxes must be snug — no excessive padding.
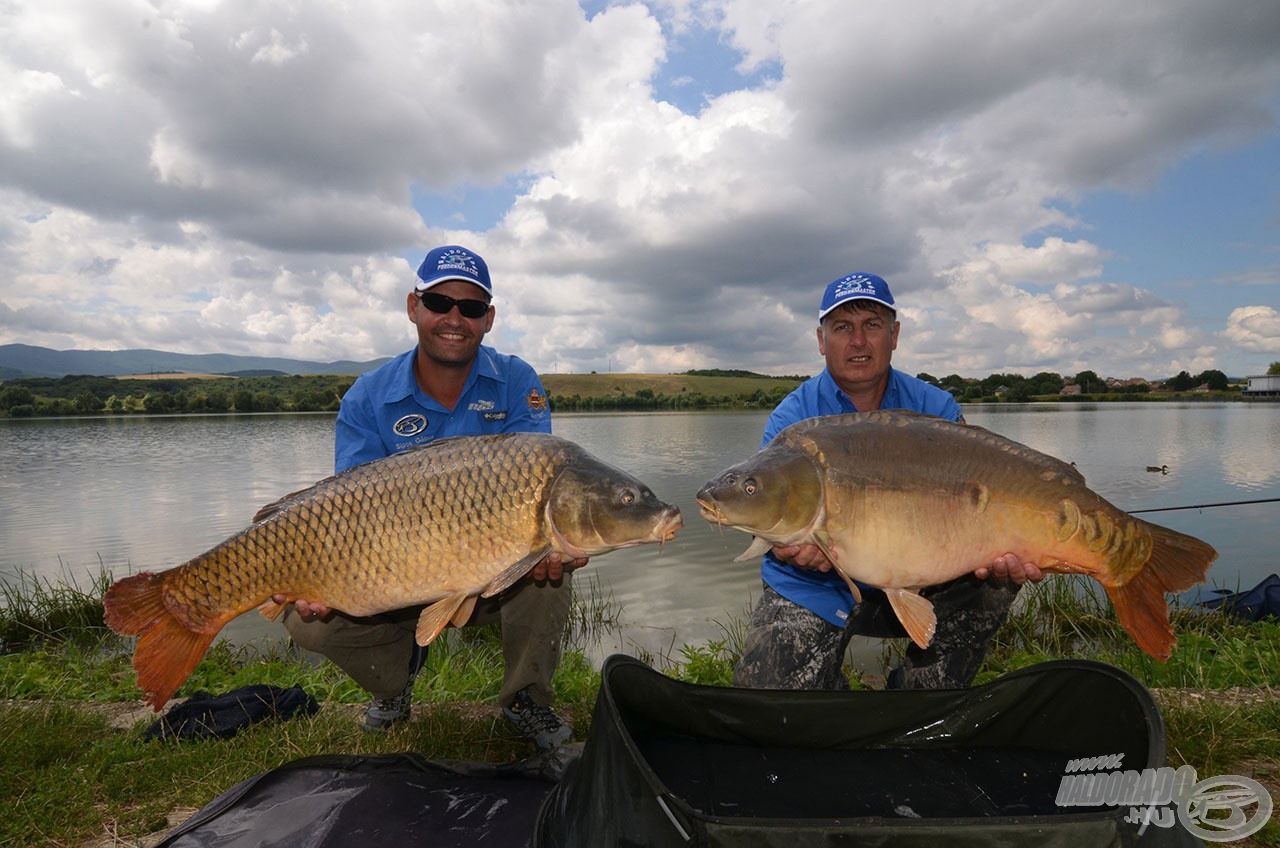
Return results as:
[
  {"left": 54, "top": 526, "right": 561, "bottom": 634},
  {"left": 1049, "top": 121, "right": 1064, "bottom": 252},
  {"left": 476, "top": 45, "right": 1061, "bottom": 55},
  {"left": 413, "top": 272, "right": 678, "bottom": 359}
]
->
[{"left": 418, "top": 291, "right": 490, "bottom": 319}]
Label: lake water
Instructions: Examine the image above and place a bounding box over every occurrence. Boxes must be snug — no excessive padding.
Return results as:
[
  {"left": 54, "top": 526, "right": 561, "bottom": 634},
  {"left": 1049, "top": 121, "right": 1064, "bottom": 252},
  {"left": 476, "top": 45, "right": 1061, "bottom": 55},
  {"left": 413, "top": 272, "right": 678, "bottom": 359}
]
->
[{"left": 2, "top": 404, "right": 1277, "bottom": 665}]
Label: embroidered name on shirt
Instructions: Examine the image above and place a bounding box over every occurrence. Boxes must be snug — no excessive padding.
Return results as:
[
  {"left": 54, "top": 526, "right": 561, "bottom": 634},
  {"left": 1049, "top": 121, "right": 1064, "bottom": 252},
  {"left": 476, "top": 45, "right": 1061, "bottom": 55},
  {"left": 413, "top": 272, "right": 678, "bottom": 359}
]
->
[{"left": 482, "top": 411, "right": 508, "bottom": 421}]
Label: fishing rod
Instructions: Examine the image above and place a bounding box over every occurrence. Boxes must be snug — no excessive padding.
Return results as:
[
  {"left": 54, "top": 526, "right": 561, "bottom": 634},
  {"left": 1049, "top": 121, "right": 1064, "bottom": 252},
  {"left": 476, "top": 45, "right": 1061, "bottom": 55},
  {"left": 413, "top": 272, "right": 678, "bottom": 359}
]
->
[{"left": 1129, "top": 497, "right": 1280, "bottom": 515}]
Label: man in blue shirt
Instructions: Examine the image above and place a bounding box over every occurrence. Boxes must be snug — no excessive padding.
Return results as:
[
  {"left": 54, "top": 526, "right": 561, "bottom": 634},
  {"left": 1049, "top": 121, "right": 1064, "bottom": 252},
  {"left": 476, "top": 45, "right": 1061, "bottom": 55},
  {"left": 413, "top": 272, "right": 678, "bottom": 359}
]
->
[
  {"left": 733, "top": 272, "right": 1042, "bottom": 691},
  {"left": 279, "top": 245, "right": 582, "bottom": 750}
]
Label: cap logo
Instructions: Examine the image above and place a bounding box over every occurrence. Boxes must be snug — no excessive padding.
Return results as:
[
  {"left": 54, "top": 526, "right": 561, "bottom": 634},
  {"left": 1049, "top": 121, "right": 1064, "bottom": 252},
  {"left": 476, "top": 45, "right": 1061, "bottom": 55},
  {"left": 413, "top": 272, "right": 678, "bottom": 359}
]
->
[
  {"left": 833, "top": 274, "right": 879, "bottom": 297},
  {"left": 435, "top": 250, "right": 479, "bottom": 278}
]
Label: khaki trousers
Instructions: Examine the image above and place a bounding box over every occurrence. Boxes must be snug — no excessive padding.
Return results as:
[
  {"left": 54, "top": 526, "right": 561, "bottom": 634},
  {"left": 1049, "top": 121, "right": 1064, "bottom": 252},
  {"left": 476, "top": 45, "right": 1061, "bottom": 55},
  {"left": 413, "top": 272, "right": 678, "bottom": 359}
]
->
[{"left": 282, "top": 572, "right": 573, "bottom": 708}]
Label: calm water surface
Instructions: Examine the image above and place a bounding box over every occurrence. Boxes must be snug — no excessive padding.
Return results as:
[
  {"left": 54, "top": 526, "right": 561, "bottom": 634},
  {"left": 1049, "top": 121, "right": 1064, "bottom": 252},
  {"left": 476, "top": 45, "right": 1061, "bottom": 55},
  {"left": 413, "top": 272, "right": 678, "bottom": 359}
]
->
[{"left": 2, "top": 404, "right": 1277, "bottom": 662}]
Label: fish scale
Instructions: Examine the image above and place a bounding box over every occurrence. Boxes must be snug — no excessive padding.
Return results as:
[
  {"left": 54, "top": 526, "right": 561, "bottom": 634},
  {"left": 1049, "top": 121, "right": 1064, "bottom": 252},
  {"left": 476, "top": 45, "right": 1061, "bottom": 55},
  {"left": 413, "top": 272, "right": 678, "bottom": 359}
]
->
[{"left": 105, "top": 432, "right": 682, "bottom": 710}]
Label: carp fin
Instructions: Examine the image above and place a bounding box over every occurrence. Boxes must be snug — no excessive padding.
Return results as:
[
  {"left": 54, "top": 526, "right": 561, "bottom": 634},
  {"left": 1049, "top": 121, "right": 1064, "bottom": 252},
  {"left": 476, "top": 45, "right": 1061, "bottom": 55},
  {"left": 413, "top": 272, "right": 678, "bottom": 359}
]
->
[
  {"left": 451, "top": 595, "right": 478, "bottom": 627},
  {"left": 833, "top": 567, "right": 863, "bottom": 604},
  {"left": 416, "top": 593, "right": 470, "bottom": 646},
  {"left": 103, "top": 572, "right": 222, "bottom": 712},
  {"left": 806, "top": 532, "right": 861, "bottom": 602},
  {"left": 1101, "top": 519, "right": 1217, "bottom": 662},
  {"left": 481, "top": 544, "right": 552, "bottom": 598},
  {"left": 733, "top": 536, "right": 774, "bottom": 563},
  {"left": 256, "top": 598, "right": 288, "bottom": 622},
  {"left": 251, "top": 485, "right": 321, "bottom": 523},
  {"left": 884, "top": 588, "right": 936, "bottom": 650}
]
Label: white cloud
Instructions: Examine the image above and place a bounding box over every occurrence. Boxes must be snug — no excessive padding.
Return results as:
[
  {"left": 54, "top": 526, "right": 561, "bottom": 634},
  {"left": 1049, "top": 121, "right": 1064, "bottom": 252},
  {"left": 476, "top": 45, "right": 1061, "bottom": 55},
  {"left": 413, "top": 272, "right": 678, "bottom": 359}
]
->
[
  {"left": 1, "top": 0, "right": 1278, "bottom": 380},
  {"left": 1224, "top": 305, "right": 1280, "bottom": 353}
]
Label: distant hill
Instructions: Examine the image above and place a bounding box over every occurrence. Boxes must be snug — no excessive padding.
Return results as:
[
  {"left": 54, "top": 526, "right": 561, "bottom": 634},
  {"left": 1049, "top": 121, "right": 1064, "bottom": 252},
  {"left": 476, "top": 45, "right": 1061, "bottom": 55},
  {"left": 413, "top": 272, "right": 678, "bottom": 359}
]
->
[{"left": 0, "top": 344, "right": 389, "bottom": 379}]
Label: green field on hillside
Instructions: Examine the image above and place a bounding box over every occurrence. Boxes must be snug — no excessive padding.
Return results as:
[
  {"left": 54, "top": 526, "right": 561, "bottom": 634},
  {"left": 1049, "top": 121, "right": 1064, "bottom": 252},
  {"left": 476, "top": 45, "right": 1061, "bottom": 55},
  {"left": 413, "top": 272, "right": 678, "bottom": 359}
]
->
[{"left": 540, "top": 372, "right": 802, "bottom": 399}]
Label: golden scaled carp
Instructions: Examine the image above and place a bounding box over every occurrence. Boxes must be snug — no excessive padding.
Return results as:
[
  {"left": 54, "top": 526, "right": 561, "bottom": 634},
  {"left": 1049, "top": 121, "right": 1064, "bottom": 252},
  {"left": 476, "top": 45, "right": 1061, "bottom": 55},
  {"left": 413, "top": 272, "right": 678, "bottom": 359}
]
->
[
  {"left": 696, "top": 411, "right": 1216, "bottom": 662},
  {"left": 105, "top": 432, "right": 682, "bottom": 710}
]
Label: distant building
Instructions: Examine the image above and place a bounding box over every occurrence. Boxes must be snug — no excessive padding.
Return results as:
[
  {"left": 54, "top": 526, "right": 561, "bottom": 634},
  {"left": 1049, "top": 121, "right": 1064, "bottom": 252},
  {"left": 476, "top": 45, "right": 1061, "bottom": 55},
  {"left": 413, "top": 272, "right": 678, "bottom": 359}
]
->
[
  {"left": 1060, "top": 384, "right": 1082, "bottom": 395},
  {"left": 1244, "top": 374, "right": 1280, "bottom": 398}
]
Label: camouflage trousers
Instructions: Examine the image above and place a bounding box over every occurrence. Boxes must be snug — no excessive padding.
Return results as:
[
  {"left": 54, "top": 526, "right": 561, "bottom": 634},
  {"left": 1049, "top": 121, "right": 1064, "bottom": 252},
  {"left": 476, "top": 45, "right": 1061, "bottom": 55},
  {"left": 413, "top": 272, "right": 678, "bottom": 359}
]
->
[
  {"left": 733, "top": 576, "right": 1020, "bottom": 691},
  {"left": 283, "top": 572, "right": 572, "bottom": 707}
]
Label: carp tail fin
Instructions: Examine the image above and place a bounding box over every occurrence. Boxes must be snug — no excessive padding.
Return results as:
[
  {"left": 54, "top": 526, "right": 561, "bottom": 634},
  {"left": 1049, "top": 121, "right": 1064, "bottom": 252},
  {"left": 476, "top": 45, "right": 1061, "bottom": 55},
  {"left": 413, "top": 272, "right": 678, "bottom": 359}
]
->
[
  {"left": 1138, "top": 520, "right": 1218, "bottom": 595},
  {"left": 1105, "top": 568, "right": 1175, "bottom": 662},
  {"left": 103, "top": 572, "right": 219, "bottom": 712},
  {"left": 1106, "top": 522, "right": 1217, "bottom": 662}
]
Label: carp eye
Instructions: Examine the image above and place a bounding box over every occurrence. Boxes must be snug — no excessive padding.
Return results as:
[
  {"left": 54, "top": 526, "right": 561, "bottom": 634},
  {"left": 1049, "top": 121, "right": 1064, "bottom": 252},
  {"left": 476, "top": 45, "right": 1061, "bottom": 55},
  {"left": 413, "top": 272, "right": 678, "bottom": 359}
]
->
[
  {"left": 620, "top": 487, "right": 637, "bottom": 505},
  {"left": 743, "top": 478, "right": 758, "bottom": 496}
]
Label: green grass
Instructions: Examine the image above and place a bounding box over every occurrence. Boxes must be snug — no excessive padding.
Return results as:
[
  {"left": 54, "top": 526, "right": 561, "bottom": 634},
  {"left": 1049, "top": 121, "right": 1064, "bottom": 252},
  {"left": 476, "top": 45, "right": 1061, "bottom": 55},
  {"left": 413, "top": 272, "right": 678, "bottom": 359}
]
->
[
  {"left": 3, "top": 569, "right": 1279, "bottom": 847},
  {"left": 541, "top": 371, "right": 800, "bottom": 400},
  {"left": 0, "top": 563, "right": 113, "bottom": 650}
]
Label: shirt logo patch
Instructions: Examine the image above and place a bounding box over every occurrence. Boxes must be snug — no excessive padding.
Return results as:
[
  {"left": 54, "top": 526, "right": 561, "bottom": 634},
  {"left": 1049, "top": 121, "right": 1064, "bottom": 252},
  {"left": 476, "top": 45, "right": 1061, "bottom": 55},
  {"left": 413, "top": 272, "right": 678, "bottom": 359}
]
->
[
  {"left": 393, "top": 413, "right": 427, "bottom": 437},
  {"left": 467, "top": 399, "right": 495, "bottom": 411},
  {"left": 527, "top": 389, "right": 548, "bottom": 412},
  {"left": 482, "top": 411, "right": 508, "bottom": 422}
]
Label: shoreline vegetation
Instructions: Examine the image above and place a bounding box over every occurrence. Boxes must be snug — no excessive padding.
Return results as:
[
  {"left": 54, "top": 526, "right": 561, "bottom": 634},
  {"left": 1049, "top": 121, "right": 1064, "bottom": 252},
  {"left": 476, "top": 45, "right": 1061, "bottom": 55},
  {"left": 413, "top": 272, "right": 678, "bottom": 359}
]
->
[
  {"left": 0, "top": 369, "right": 1262, "bottom": 419},
  {"left": 2, "top": 569, "right": 1278, "bottom": 846}
]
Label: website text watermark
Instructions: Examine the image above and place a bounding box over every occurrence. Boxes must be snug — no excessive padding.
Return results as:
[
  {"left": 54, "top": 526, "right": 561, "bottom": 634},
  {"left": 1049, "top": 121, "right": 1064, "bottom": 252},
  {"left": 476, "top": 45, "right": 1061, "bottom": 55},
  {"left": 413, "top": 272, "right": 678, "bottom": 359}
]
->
[{"left": 1056, "top": 754, "right": 1272, "bottom": 842}]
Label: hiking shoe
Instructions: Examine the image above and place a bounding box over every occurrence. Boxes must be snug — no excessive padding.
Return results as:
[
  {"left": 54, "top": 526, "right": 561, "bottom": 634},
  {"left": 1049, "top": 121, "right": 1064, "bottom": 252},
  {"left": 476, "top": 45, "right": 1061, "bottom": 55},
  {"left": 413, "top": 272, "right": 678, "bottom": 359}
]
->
[
  {"left": 360, "top": 643, "right": 427, "bottom": 733},
  {"left": 502, "top": 686, "right": 574, "bottom": 752},
  {"left": 360, "top": 681, "right": 413, "bottom": 732}
]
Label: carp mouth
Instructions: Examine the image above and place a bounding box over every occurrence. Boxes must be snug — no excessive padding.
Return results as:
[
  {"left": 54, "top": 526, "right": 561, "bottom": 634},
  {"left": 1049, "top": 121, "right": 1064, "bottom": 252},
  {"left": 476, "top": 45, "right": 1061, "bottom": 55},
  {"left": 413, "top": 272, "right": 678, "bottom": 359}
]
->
[
  {"left": 602, "top": 505, "right": 683, "bottom": 552},
  {"left": 653, "top": 507, "right": 684, "bottom": 547},
  {"left": 695, "top": 496, "right": 727, "bottom": 527},
  {"left": 554, "top": 505, "right": 684, "bottom": 556}
]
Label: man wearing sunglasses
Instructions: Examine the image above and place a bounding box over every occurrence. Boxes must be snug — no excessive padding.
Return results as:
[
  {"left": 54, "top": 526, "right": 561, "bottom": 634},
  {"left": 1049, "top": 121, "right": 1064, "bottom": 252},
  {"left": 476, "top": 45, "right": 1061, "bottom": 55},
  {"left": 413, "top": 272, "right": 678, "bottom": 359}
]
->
[{"left": 279, "top": 245, "right": 581, "bottom": 751}]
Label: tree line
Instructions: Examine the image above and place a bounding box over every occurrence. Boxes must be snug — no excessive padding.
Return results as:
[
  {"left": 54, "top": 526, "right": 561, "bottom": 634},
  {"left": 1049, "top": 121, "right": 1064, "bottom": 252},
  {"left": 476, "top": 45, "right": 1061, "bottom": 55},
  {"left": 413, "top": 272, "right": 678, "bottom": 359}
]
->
[
  {"left": 0, "top": 364, "right": 1266, "bottom": 420},
  {"left": 916, "top": 367, "right": 1239, "bottom": 403},
  {"left": 0, "top": 373, "right": 796, "bottom": 418},
  {"left": 0, "top": 374, "right": 353, "bottom": 418}
]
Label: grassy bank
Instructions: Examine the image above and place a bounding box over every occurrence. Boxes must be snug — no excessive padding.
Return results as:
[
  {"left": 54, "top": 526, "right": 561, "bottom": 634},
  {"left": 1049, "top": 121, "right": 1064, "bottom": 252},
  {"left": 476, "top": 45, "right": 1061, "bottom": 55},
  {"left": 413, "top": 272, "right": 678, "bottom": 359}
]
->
[{"left": 2, "top": 571, "right": 1278, "bottom": 847}]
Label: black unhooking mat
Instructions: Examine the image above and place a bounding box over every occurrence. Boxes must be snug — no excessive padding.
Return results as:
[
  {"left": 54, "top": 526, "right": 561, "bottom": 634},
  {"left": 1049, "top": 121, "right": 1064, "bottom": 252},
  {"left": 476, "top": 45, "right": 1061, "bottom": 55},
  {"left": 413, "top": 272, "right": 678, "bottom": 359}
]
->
[
  {"left": 536, "top": 655, "right": 1205, "bottom": 847},
  {"left": 155, "top": 751, "right": 566, "bottom": 848},
  {"left": 156, "top": 657, "right": 1203, "bottom": 848}
]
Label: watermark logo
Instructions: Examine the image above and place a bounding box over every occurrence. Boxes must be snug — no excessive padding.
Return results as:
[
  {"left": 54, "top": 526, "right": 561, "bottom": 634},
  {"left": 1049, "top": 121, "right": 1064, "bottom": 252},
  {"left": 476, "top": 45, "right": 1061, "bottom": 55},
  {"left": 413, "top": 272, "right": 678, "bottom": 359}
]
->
[{"left": 1056, "top": 754, "right": 1272, "bottom": 842}]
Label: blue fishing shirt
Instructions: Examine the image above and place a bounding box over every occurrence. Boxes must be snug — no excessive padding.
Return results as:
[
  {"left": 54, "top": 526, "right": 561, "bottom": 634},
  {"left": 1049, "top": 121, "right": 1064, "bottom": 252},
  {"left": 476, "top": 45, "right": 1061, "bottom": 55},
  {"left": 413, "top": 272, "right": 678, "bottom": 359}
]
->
[
  {"left": 334, "top": 346, "right": 551, "bottom": 473},
  {"left": 759, "top": 367, "right": 964, "bottom": 626}
]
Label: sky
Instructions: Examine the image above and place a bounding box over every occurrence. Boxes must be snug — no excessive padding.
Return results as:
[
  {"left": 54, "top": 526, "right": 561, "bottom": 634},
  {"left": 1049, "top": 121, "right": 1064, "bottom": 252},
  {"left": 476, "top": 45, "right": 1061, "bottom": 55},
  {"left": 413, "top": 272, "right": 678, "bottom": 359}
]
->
[{"left": 1, "top": 1, "right": 1279, "bottom": 381}]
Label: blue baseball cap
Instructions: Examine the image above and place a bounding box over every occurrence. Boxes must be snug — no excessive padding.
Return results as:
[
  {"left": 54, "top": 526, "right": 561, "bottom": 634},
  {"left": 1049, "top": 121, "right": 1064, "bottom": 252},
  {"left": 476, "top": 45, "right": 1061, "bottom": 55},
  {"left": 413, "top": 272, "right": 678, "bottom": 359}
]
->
[
  {"left": 818, "top": 272, "right": 895, "bottom": 320},
  {"left": 415, "top": 245, "right": 492, "bottom": 296}
]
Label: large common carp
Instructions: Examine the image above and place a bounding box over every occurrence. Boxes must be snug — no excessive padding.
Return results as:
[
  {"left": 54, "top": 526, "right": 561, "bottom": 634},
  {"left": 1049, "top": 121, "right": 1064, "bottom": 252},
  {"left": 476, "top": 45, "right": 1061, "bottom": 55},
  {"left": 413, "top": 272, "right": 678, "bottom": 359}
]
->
[
  {"left": 696, "top": 411, "right": 1216, "bottom": 661},
  {"left": 105, "top": 433, "right": 682, "bottom": 710}
]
